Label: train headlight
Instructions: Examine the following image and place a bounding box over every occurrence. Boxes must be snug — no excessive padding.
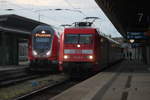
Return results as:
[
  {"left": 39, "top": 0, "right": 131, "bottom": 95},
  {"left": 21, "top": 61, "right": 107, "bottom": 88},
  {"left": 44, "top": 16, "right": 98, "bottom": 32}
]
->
[
  {"left": 33, "top": 50, "right": 37, "bottom": 56},
  {"left": 88, "top": 55, "right": 93, "bottom": 60},
  {"left": 64, "top": 55, "right": 69, "bottom": 59},
  {"left": 77, "top": 44, "right": 81, "bottom": 48},
  {"left": 46, "top": 51, "right": 51, "bottom": 56}
]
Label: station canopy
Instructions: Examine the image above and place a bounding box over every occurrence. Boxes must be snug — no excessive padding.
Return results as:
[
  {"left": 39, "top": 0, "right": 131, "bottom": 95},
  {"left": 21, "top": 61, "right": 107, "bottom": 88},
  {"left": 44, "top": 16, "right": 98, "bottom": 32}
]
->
[
  {"left": 95, "top": 0, "right": 150, "bottom": 37},
  {"left": 0, "top": 14, "right": 47, "bottom": 34}
]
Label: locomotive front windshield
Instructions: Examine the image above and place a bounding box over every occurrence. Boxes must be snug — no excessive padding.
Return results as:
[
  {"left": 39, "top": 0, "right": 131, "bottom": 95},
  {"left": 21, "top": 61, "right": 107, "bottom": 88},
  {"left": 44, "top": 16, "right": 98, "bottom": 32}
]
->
[{"left": 65, "top": 34, "right": 93, "bottom": 44}]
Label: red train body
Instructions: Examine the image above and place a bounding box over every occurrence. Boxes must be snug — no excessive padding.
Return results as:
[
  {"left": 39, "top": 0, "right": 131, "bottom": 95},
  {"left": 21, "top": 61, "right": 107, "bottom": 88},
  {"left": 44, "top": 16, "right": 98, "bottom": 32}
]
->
[
  {"left": 59, "top": 26, "right": 122, "bottom": 73},
  {"left": 28, "top": 25, "right": 59, "bottom": 71}
]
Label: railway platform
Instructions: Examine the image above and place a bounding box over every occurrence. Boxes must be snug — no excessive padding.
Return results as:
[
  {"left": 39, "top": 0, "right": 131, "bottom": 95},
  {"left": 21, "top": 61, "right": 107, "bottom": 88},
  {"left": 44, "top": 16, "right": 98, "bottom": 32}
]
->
[{"left": 50, "top": 60, "right": 150, "bottom": 100}]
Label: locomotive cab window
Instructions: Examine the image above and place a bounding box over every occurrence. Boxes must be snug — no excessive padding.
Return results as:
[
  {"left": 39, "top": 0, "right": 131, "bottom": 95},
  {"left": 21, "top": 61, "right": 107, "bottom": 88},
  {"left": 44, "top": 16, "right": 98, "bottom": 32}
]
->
[
  {"left": 79, "top": 34, "right": 93, "bottom": 44},
  {"left": 65, "top": 34, "right": 93, "bottom": 44},
  {"left": 64, "top": 34, "right": 78, "bottom": 44}
]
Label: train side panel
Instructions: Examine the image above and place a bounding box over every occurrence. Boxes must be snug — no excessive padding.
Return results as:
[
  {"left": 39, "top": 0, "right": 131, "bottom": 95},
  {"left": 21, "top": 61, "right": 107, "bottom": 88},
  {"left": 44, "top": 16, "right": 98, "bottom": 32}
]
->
[{"left": 48, "top": 33, "right": 59, "bottom": 60}]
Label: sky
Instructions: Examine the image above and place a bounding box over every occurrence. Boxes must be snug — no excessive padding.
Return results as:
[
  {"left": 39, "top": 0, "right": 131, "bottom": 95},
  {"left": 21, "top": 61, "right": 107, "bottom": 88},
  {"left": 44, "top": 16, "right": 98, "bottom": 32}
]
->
[{"left": 0, "top": 0, "right": 122, "bottom": 37}]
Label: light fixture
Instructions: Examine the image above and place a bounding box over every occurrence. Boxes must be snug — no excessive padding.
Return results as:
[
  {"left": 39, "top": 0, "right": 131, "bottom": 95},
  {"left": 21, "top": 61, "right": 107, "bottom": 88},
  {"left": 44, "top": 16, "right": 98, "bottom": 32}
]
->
[
  {"left": 41, "top": 30, "right": 46, "bottom": 34},
  {"left": 130, "top": 39, "right": 134, "bottom": 43}
]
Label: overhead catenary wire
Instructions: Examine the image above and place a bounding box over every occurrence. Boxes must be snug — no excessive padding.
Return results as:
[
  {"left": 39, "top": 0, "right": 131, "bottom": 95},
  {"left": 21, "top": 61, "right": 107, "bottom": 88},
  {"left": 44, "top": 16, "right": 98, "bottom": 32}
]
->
[
  {"left": 63, "top": 0, "right": 87, "bottom": 17},
  {"left": 0, "top": 1, "right": 70, "bottom": 24},
  {"left": 0, "top": 0, "right": 33, "bottom": 11},
  {"left": 1, "top": 0, "right": 95, "bottom": 28}
]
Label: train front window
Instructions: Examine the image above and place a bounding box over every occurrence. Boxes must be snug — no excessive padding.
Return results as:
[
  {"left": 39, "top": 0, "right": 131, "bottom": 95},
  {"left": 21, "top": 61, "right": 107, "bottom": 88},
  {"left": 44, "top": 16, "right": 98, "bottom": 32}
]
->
[
  {"left": 65, "top": 34, "right": 78, "bottom": 44},
  {"left": 65, "top": 34, "right": 93, "bottom": 44},
  {"left": 33, "top": 37, "right": 51, "bottom": 50},
  {"left": 79, "top": 34, "right": 92, "bottom": 44}
]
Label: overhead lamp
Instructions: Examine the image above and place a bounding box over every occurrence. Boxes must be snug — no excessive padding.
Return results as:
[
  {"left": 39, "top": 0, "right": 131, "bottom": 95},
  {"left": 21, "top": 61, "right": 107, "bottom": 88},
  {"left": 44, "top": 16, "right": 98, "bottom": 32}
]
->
[{"left": 130, "top": 39, "right": 134, "bottom": 43}]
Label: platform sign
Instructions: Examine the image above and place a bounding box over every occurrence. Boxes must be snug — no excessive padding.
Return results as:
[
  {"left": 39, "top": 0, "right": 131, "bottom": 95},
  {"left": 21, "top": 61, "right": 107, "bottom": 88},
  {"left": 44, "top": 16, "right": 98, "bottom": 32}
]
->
[
  {"left": 131, "top": 43, "right": 145, "bottom": 48},
  {"left": 134, "top": 39, "right": 147, "bottom": 43},
  {"left": 127, "top": 32, "right": 148, "bottom": 39},
  {"left": 128, "top": 32, "right": 144, "bottom": 36}
]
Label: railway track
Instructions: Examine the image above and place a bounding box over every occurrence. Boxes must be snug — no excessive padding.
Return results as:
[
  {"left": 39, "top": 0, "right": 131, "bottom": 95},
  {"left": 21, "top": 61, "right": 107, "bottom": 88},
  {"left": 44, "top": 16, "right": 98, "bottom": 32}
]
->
[
  {"left": 17, "top": 63, "right": 121, "bottom": 100},
  {"left": 0, "top": 73, "right": 68, "bottom": 100},
  {"left": 14, "top": 80, "right": 84, "bottom": 100},
  {"left": 0, "top": 67, "right": 49, "bottom": 87},
  {"left": 0, "top": 62, "right": 120, "bottom": 100},
  {"left": 12, "top": 75, "right": 90, "bottom": 100}
]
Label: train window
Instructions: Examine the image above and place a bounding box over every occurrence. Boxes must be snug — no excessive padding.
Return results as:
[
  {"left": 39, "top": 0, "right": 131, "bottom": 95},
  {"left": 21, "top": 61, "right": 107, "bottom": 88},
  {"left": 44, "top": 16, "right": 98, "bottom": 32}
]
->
[
  {"left": 34, "top": 43, "right": 50, "bottom": 49},
  {"left": 65, "top": 34, "right": 93, "bottom": 44},
  {"left": 79, "top": 34, "right": 93, "bottom": 44},
  {"left": 65, "top": 34, "right": 79, "bottom": 44},
  {"left": 33, "top": 37, "right": 51, "bottom": 50}
]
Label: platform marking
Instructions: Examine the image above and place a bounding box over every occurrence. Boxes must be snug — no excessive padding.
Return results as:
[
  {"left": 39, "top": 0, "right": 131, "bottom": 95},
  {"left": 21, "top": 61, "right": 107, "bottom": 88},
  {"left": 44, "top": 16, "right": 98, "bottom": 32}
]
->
[
  {"left": 92, "top": 64, "right": 122, "bottom": 100},
  {"left": 121, "top": 69, "right": 133, "bottom": 100},
  {"left": 125, "top": 75, "right": 132, "bottom": 88}
]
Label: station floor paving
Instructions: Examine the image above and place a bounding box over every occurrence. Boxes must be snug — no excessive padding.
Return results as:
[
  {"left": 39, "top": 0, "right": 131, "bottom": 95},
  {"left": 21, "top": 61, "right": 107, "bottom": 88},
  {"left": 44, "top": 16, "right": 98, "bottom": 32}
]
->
[{"left": 50, "top": 60, "right": 150, "bottom": 100}]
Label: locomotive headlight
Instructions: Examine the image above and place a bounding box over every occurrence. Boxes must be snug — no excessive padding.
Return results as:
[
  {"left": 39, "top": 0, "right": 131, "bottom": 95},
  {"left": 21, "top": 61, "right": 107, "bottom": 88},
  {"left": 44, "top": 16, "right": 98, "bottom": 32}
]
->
[
  {"left": 77, "top": 44, "right": 81, "bottom": 48},
  {"left": 33, "top": 50, "right": 37, "bottom": 56},
  {"left": 64, "top": 55, "right": 69, "bottom": 59},
  {"left": 88, "top": 55, "right": 93, "bottom": 60},
  {"left": 46, "top": 51, "right": 51, "bottom": 56}
]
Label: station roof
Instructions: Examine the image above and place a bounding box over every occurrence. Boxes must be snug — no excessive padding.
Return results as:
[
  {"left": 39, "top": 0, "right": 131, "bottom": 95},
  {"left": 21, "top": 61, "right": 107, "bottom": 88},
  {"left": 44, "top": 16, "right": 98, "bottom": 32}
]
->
[
  {"left": 0, "top": 14, "right": 47, "bottom": 34},
  {"left": 95, "top": 0, "right": 150, "bottom": 38}
]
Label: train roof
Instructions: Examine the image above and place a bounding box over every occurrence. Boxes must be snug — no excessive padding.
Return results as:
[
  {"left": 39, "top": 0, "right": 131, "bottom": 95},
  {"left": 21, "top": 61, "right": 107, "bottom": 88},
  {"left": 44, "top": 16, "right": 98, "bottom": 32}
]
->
[
  {"left": 107, "top": 37, "right": 121, "bottom": 45},
  {"left": 95, "top": 28, "right": 121, "bottom": 45},
  {"left": 65, "top": 27, "right": 96, "bottom": 29},
  {"left": 64, "top": 27, "right": 97, "bottom": 33}
]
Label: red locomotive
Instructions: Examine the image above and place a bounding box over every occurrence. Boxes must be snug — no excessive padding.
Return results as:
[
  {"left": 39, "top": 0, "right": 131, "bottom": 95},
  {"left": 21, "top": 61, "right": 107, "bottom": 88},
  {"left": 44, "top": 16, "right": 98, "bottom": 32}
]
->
[
  {"left": 28, "top": 25, "right": 60, "bottom": 71},
  {"left": 59, "top": 22, "right": 122, "bottom": 74}
]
